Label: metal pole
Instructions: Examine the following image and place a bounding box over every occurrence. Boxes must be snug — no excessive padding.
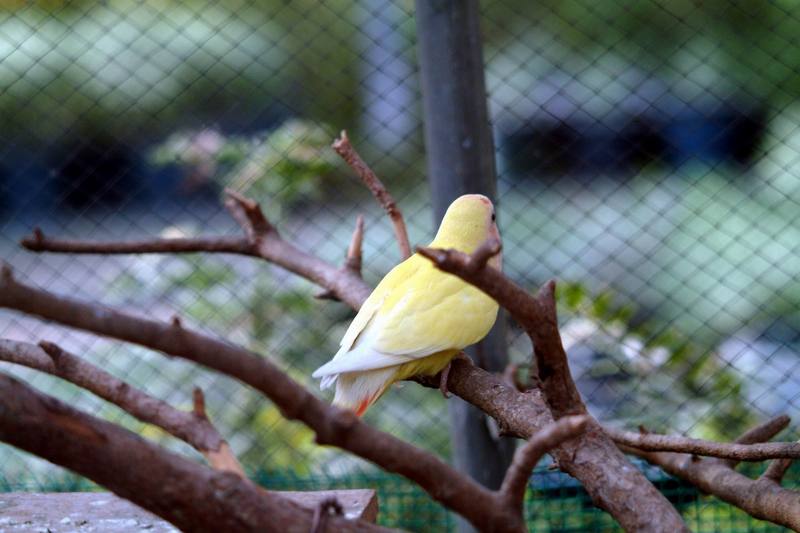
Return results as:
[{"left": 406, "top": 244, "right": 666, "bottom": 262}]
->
[{"left": 415, "top": 2, "right": 515, "bottom": 531}]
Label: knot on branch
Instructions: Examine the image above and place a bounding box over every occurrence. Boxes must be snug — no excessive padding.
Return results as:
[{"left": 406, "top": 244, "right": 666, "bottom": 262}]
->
[
  {"left": 38, "top": 341, "right": 65, "bottom": 367},
  {"left": 534, "top": 279, "right": 558, "bottom": 324},
  {"left": 344, "top": 214, "right": 364, "bottom": 274},
  {"left": 223, "top": 188, "right": 276, "bottom": 243},
  {"left": 193, "top": 387, "right": 208, "bottom": 420},
  {"left": 0, "top": 262, "right": 12, "bottom": 285},
  {"left": 20, "top": 227, "right": 46, "bottom": 250}
]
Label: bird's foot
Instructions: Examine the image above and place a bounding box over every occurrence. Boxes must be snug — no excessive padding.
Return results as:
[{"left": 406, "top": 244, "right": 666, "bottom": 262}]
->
[
  {"left": 439, "top": 361, "right": 452, "bottom": 399},
  {"left": 439, "top": 353, "right": 470, "bottom": 399}
]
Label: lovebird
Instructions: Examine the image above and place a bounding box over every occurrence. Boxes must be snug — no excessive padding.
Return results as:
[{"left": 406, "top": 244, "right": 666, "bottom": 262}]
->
[{"left": 312, "top": 194, "right": 500, "bottom": 415}]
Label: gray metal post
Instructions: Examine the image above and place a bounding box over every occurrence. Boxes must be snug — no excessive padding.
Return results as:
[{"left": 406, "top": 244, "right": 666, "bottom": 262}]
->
[{"left": 415, "top": 2, "right": 515, "bottom": 531}]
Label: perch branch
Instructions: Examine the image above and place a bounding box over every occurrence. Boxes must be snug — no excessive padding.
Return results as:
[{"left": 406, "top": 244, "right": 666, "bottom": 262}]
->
[
  {"left": 605, "top": 425, "right": 800, "bottom": 462},
  {"left": 0, "top": 339, "right": 244, "bottom": 476},
  {"left": 0, "top": 267, "right": 530, "bottom": 532},
  {"left": 332, "top": 130, "right": 411, "bottom": 259},
  {"left": 500, "top": 415, "right": 589, "bottom": 512},
  {"left": 0, "top": 372, "right": 386, "bottom": 533},
  {"left": 416, "top": 242, "right": 688, "bottom": 532}
]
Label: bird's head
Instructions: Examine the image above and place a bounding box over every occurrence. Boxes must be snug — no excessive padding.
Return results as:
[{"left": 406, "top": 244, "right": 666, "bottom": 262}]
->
[{"left": 430, "top": 194, "right": 500, "bottom": 265}]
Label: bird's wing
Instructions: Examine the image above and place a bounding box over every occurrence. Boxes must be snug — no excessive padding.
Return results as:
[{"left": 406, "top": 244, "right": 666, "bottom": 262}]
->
[
  {"left": 313, "top": 255, "right": 498, "bottom": 377},
  {"left": 312, "top": 256, "right": 425, "bottom": 378}
]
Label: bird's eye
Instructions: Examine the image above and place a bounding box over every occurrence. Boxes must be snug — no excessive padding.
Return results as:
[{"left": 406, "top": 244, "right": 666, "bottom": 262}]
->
[{"left": 491, "top": 213, "right": 496, "bottom": 222}]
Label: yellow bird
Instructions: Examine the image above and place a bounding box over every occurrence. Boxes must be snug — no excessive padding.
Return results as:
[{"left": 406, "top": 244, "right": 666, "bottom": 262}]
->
[{"left": 312, "top": 194, "right": 500, "bottom": 415}]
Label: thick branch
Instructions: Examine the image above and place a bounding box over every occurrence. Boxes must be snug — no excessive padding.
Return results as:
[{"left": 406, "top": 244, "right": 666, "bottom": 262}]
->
[
  {"left": 332, "top": 131, "right": 411, "bottom": 259},
  {"left": 416, "top": 244, "right": 688, "bottom": 532},
  {"left": 0, "top": 372, "right": 386, "bottom": 533},
  {"left": 606, "top": 426, "right": 800, "bottom": 462},
  {"left": 500, "top": 415, "right": 589, "bottom": 512},
  {"left": 0, "top": 339, "right": 243, "bottom": 475},
  {"left": 0, "top": 269, "right": 521, "bottom": 532}
]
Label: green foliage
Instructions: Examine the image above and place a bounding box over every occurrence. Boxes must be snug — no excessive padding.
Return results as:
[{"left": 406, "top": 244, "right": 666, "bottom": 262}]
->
[
  {"left": 151, "top": 119, "right": 338, "bottom": 213},
  {"left": 0, "top": 3, "right": 293, "bottom": 141},
  {"left": 553, "top": 282, "right": 754, "bottom": 438}
]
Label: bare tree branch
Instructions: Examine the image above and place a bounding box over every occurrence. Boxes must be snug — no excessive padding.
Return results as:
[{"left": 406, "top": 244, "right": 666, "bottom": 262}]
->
[
  {"left": 13, "top": 186, "right": 689, "bottom": 531},
  {"left": 16, "top": 184, "right": 795, "bottom": 530},
  {"left": 332, "top": 130, "right": 411, "bottom": 259},
  {"left": 0, "top": 372, "right": 388, "bottom": 533},
  {"left": 606, "top": 426, "right": 800, "bottom": 462},
  {"left": 20, "top": 193, "right": 370, "bottom": 310},
  {"left": 0, "top": 267, "right": 529, "bottom": 532},
  {"left": 0, "top": 339, "right": 244, "bottom": 476},
  {"left": 623, "top": 444, "right": 800, "bottom": 530},
  {"left": 500, "top": 415, "right": 589, "bottom": 512},
  {"left": 735, "top": 415, "right": 792, "bottom": 444},
  {"left": 719, "top": 414, "right": 792, "bottom": 469},
  {"left": 21, "top": 230, "right": 253, "bottom": 255}
]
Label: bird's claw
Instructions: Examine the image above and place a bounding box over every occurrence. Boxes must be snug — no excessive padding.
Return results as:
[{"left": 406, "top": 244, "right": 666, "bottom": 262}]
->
[{"left": 439, "top": 361, "right": 452, "bottom": 399}]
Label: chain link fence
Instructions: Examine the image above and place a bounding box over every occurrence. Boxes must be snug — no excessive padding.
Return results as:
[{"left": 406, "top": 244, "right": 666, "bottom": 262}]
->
[{"left": 1, "top": 1, "right": 799, "bottom": 530}]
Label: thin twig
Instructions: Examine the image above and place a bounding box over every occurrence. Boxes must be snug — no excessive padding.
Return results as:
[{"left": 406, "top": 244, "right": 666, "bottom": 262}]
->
[
  {"left": 332, "top": 130, "right": 411, "bottom": 259},
  {"left": 735, "top": 415, "right": 791, "bottom": 444},
  {"left": 761, "top": 458, "right": 793, "bottom": 483},
  {"left": 19, "top": 191, "right": 370, "bottom": 310},
  {"left": 719, "top": 414, "right": 792, "bottom": 468},
  {"left": 606, "top": 426, "right": 800, "bottom": 461},
  {"left": 500, "top": 415, "right": 589, "bottom": 511},
  {"left": 0, "top": 339, "right": 244, "bottom": 476},
  {"left": 345, "top": 214, "right": 365, "bottom": 274}
]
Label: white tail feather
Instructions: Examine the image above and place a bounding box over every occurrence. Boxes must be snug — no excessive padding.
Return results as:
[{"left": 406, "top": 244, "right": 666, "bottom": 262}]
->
[{"left": 333, "top": 367, "right": 397, "bottom": 415}]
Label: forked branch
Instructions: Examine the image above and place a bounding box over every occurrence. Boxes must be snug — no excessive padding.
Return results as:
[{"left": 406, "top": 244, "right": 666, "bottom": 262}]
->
[
  {"left": 622, "top": 416, "right": 800, "bottom": 531},
  {"left": 0, "top": 372, "right": 386, "bottom": 533},
  {"left": 0, "top": 339, "right": 244, "bottom": 475},
  {"left": 606, "top": 425, "right": 800, "bottom": 462},
  {"left": 0, "top": 266, "right": 534, "bottom": 532}
]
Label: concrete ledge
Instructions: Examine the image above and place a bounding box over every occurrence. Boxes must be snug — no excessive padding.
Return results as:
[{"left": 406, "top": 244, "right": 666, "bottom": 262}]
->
[{"left": 0, "top": 490, "right": 378, "bottom": 531}]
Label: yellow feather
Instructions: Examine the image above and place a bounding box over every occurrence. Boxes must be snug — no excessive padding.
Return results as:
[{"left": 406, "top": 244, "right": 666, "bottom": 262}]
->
[{"left": 312, "top": 194, "right": 500, "bottom": 415}]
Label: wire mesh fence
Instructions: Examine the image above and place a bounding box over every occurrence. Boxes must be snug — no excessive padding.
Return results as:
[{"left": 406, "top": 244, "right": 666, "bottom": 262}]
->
[{"left": 1, "top": 1, "right": 799, "bottom": 530}]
